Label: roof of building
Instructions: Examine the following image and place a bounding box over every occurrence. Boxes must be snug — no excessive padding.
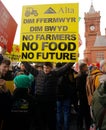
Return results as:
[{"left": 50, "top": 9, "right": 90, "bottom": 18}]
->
[
  {"left": 94, "top": 35, "right": 106, "bottom": 46},
  {"left": 89, "top": 3, "right": 95, "bottom": 14}
]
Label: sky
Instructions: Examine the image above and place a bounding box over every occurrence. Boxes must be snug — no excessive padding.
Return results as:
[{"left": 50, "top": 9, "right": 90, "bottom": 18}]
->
[{"left": 1, "top": 0, "right": 106, "bottom": 59}]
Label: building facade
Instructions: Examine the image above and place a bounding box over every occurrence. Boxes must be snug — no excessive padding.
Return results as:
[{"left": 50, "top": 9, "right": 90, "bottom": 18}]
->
[{"left": 84, "top": 3, "right": 106, "bottom": 64}]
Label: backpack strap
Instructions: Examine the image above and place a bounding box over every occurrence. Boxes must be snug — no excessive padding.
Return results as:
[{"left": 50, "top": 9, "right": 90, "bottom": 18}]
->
[
  {"left": 92, "top": 72, "right": 103, "bottom": 89},
  {"left": 86, "top": 72, "right": 103, "bottom": 105}
]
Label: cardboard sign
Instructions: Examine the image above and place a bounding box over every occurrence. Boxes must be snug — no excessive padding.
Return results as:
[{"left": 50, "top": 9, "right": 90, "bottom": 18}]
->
[
  {"left": 5, "top": 44, "right": 20, "bottom": 61},
  {"left": 20, "top": 3, "right": 79, "bottom": 62},
  {"left": 0, "top": 1, "right": 17, "bottom": 53}
]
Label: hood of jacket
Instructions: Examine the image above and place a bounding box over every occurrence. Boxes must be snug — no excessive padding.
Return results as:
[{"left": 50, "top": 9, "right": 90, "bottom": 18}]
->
[
  {"left": 91, "top": 69, "right": 102, "bottom": 76},
  {"left": 96, "top": 82, "right": 106, "bottom": 107}
]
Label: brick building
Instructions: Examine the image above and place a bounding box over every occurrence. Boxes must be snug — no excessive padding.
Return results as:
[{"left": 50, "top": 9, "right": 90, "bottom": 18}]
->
[{"left": 84, "top": 3, "right": 106, "bottom": 64}]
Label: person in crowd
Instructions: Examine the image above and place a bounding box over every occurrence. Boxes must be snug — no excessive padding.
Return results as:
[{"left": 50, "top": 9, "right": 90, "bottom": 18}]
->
[
  {"left": 0, "top": 79, "right": 11, "bottom": 130},
  {"left": 92, "top": 80, "right": 106, "bottom": 130},
  {"left": 56, "top": 62, "right": 78, "bottom": 130},
  {"left": 22, "top": 61, "right": 73, "bottom": 130},
  {"left": 0, "top": 55, "right": 16, "bottom": 94},
  {"left": 76, "top": 62, "right": 91, "bottom": 130},
  {"left": 100, "top": 59, "right": 106, "bottom": 73},
  {"left": 91, "top": 59, "right": 106, "bottom": 130},
  {"left": 0, "top": 56, "right": 14, "bottom": 80},
  {"left": 14, "top": 62, "right": 36, "bottom": 95},
  {"left": 35, "top": 63, "right": 43, "bottom": 71},
  {"left": 14, "top": 62, "right": 29, "bottom": 76},
  {"left": 86, "top": 63, "right": 103, "bottom": 106},
  {"left": 9, "top": 74, "right": 35, "bottom": 130},
  {"left": 0, "top": 55, "right": 14, "bottom": 130}
]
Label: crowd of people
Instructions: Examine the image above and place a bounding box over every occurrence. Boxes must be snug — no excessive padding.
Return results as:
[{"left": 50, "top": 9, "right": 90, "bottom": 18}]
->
[{"left": 0, "top": 54, "right": 106, "bottom": 130}]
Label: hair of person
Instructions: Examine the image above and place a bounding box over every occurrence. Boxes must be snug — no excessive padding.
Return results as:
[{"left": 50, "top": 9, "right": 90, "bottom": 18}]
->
[
  {"left": 100, "top": 59, "right": 106, "bottom": 68},
  {"left": 43, "top": 62, "right": 53, "bottom": 68},
  {"left": 0, "top": 57, "right": 11, "bottom": 65},
  {"left": 56, "top": 62, "right": 63, "bottom": 68},
  {"left": 79, "top": 62, "right": 87, "bottom": 70},
  {"left": 35, "top": 63, "right": 43, "bottom": 67}
]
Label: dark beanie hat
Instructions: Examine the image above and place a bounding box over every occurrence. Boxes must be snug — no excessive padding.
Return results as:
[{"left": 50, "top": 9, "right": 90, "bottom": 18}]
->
[{"left": 14, "top": 74, "right": 34, "bottom": 88}]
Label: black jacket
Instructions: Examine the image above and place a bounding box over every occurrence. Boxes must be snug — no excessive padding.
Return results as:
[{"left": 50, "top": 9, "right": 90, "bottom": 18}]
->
[
  {"left": 57, "top": 69, "right": 77, "bottom": 100},
  {"left": 22, "top": 62, "right": 73, "bottom": 101},
  {"left": 76, "top": 72, "right": 88, "bottom": 104},
  {"left": 10, "top": 88, "right": 36, "bottom": 130},
  {"left": 0, "top": 90, "right": 11, "bottom": 119}
]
